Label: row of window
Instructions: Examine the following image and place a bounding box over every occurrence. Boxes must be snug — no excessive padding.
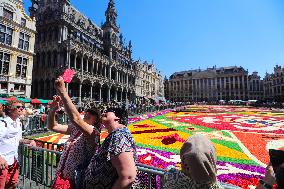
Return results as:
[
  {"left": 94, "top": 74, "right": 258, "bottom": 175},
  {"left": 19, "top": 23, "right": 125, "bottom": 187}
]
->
[
  {"left": 171, "top": 94, "right": 248, "bottom": 98},
  {"left": 71, "top": 31, "right": 102, "bottom": 50},
  {"left": 72, "top": 33, "right": 128, "bottom": 64},
  {"left": 171, "top": 83, "right": 247, "bottom": 88},
  {"left": 3, "top": 8, "right": 26, "bottom": 27},
  {"left": 0, "top": 24, "right": 30, "bottom": 51},
  {"left": 0, "top": 52, "right": 27, "bottom": 77},
  {"left": 0, "top": 83, "right": 26, "bottom": 91},
  {"left": 170, "top": 80, "right": 246, "bottom": 85}
]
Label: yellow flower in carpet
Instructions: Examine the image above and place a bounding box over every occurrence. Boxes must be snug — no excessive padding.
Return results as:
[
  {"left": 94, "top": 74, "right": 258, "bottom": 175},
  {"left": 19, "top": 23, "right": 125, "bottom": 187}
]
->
[
  {"left": 129, "top": 119, "right": 190, "bottom": 152},
  {"left": 215, "top": 143, "right": 250, "bottom": 160}
]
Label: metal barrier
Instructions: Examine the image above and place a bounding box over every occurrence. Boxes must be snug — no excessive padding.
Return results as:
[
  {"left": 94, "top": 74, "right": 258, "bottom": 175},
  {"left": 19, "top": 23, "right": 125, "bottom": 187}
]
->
[
  {"left": 18, "top": 145, "right": 241, "bottom": 189},
  {"left": 22, "top": 114, "right": 69, "bottom": 136},
  {"left": 22, "top": 116, "right": 47, "bottom": 136},
  {"left": 18, "top": 145, "right": 61, "bottom": 189},
  {"left": 18, "top": 145, "right": 165, "bottom": 189}
]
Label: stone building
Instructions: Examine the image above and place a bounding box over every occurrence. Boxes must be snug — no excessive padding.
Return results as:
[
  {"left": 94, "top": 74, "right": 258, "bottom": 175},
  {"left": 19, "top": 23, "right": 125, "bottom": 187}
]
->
[
  {"left": 135, "top": 60, "right": 164, "bottom": 103},
  {"left": 264, "top": 65, "right": 284, "bottom": 102},
  {"left": 248, "top": 71, "right": 263, "bottom": 100},
  {"left": 168, "top": 66, "right": 251, "bottom": 102},
  {"left": 30, "top": 0, "right": 136, "bottom": 104},
  {"left": 0, "top": 0, "right": 36, "bottom": 97},
  {"left": 164, "top": 76, "right": 169, "bottom": 101}
]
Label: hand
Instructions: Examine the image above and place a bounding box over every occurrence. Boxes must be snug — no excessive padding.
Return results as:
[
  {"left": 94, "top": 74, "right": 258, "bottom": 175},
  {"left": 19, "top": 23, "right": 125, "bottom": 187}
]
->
[
  {"left": 27, "top": 140, "right": 37, "bottom": 147},
  {"left": 0, "top": 156, "right": 8, "bottom": 170},
  {"left": 55, "top": 77, "right": 66, "bottom": 94},
  {"left": 50, "top": 95, "right": 62, "bottom": 112},
  {"left": 263, "top": 163, "right": 276, "bottom": 185}
]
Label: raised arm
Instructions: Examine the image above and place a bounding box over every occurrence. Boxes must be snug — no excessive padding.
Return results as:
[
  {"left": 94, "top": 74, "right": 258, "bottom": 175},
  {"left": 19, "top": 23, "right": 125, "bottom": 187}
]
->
[
  {"left": 47, "top": 96, "right": 70, "bottom": 134},
  {"left": 54, "top": 77, "right": 94, "bottom": 136}
]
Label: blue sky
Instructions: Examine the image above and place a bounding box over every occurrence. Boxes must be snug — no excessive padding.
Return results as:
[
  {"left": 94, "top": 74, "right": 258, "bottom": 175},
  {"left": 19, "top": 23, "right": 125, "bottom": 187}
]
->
[{"left": 23, "top": 0, "right": 284, "bottom": 78}]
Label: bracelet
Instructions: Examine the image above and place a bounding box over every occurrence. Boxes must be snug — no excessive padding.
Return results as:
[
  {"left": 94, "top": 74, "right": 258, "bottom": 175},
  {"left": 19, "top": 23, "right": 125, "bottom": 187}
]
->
[{"left": 259, "top": 180, "right": 273, "bottom": 189}]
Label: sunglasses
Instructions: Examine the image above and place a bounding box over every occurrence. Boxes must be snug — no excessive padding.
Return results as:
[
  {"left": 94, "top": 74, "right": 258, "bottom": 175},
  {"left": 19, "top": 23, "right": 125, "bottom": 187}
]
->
[
  {"left": 103, "top": 110, "right": 115, "bottom": 114},
  {"left": 15, "top": 106, "right": 25, "bottom": 110}
]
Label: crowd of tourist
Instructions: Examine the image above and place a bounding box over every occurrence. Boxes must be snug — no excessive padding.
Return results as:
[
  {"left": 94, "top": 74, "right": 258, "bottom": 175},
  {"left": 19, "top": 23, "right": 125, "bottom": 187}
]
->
[
  {"left": 0, "top": 76, "right": 283, "bottom": 189},
  {"left": 187, "top": 100, "right": 284, "bottom": 109}
]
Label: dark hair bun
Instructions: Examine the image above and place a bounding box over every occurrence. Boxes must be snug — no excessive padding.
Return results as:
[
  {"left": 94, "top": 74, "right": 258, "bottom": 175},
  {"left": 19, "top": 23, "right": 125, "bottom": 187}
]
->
[
  {"left": 86, "top": 107, "right": 101, "bottom": 126},
  {"left": 106, "top": 107, "right": 128, "bottom": 126}
]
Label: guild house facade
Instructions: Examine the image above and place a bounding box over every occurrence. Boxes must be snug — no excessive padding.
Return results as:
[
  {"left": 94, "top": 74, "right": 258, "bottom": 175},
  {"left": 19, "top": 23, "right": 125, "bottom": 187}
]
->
[
  {"left": 168, "top": 66, "right": 264, "bottom": 102},
  {"left": 264, "top": 65, "right": 284, "bottom": 102},
  {"left": 30, "top": 0, "right": 137, "bottom": 104},
  {"left": 135, "top": 60, "right": 164, "bottom": 103},
  {"left": 0, "top": 0, "right": 36, "bottom": 98}
]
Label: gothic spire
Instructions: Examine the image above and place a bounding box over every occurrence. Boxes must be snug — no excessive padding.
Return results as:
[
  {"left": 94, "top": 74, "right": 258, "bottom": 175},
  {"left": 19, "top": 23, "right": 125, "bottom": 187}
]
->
[
  {"left": 119, "top": 33, "right": 123, "bottom": 45},
  {"left": 104, "top": 0, "right": 119, "bottom": 31},
  {"left": 108, "top": 0, "right": 115, "bottom": 9}
]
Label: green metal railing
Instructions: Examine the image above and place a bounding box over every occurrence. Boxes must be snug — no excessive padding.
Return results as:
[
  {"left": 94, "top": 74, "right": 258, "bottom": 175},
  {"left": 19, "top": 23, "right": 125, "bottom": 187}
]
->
[
  {"left": 18, "top": 145, "right": 61, "bottom": 189},
  {"left": 22, "top": 114, "right": 69, "bottom": 136},
  {"left": 18, "top": 145, "right": 241, "bottom": 189},
  {"left": 22, "top": 116, "right": 47, "bottom": 136},
  {"left": 18, "top": 145, "right": 165, "bottom": 189}
]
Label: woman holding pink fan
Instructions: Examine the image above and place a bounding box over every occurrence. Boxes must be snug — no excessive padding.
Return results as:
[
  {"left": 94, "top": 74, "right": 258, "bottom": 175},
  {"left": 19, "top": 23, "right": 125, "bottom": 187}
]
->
[{"left": 48, "top": 70, "right": 101, "bottom": 189}]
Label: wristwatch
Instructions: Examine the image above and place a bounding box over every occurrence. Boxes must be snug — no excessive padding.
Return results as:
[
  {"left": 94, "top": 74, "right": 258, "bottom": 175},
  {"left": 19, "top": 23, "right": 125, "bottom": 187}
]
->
[{"left": 259, "top": 179, "right": 273, "bottom": 189}]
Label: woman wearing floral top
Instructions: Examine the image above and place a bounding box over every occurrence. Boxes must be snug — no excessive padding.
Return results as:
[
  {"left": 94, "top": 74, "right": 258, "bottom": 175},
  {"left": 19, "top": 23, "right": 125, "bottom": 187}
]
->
[
  {"left": 52, "top": 77, "right": 102, "bottom": 189},
  {"left": 83, "top": 107, "right": 137, "bottom": 189}
]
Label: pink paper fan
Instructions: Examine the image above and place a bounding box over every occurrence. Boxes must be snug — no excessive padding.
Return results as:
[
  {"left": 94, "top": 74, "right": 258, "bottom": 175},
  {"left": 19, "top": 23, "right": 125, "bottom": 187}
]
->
[{"left": 61, "top": 69, "right": 75, "bottom": 83}]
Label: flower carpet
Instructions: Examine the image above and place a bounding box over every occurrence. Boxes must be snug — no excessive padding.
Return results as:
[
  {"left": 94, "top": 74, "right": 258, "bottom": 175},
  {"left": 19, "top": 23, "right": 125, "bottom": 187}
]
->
[{"left": 34, "top": 106, "right": 284, "bottom": 189}]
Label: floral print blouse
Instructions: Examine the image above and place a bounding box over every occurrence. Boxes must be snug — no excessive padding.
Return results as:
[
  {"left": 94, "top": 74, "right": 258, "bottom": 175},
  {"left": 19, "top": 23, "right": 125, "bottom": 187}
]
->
[
  {"left": 56, "top": 123, "right": 100, "bottom": 180},
  {"left": 83, "top": 127, "right": 137, "bottom": 189}
]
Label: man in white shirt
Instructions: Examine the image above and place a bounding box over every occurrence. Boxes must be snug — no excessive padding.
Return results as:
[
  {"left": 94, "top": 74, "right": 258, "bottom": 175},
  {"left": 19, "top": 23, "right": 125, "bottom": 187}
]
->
[{"left": 0, "top": 99, "right": 36, "bottom": 189}]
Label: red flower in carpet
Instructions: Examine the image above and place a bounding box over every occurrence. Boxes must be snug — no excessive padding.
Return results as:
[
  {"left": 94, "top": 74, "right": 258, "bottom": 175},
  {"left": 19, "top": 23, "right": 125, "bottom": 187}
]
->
[
  {"left": 162, "top": 137, "right": 177, "bottom": 145},
  {"left": 139, "top": 155, "right": 153, "bottom": 165},
  {"left": 227, "top": 177, "right": 260, "bottom": 189},
  {"left": 152, "top": 134, "right": 185, "bottom": 145}
]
